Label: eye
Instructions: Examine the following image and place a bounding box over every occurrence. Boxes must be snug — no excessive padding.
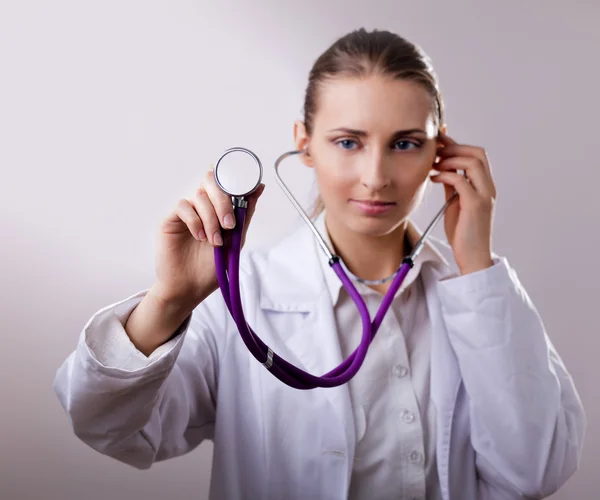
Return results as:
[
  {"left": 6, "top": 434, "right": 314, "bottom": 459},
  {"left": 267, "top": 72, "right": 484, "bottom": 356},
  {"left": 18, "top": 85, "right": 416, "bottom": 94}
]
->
[
  {"left": 334, "top": 138, "right": 359, "bottom": 150},
  {"left": 393, "top": 140, "right": 422, "bottom": 151}
]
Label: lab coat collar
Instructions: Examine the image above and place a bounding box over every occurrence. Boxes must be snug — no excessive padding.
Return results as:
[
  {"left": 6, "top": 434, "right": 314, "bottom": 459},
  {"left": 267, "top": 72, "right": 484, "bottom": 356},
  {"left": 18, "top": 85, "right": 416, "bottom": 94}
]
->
[
  {"left": 256, "top": 223, "right": 326, "bottom": 314},
  {"left": 312, "top": 210, "right": 449, "bottom": 305},
  {"left": 257, "top": 211, "right": 450, "bottom": 313}
]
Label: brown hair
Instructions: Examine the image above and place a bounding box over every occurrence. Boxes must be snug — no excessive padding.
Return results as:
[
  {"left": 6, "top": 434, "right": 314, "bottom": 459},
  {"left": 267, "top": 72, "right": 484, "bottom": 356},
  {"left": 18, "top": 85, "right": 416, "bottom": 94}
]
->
[{"left": 303, "top": 28, "right": 445, "bottom": 217}]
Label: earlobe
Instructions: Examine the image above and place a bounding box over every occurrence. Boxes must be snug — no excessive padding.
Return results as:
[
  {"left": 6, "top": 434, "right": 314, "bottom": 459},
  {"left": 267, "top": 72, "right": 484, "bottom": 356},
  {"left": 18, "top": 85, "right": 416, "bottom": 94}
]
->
[
  {"left": 437, "top": 123, "right": 448, "bottom": 143},
  {"left": 434, "top": 124, "right": 448, "bottom": 155},
  {"left": 432, "top": 124, "right": 446, "bottom": 171},
  {"left": 300, "top": 150, "right": 314, "bottom": 168},
  {"left": 293, "top": 119, "right": 314, "bottom": 167}
]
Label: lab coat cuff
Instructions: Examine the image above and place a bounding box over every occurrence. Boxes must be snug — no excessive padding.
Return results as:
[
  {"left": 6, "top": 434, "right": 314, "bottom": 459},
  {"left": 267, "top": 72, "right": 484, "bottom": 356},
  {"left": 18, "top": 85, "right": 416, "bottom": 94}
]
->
[
  {"left": 435, "top": 257, "right": 522, "bottom": 349},
  {"left": 82, "top": 289, "right": 190, "bottom": 375},
  {"left": 436, "top": 256, "right": 510, "bottom": 296}
]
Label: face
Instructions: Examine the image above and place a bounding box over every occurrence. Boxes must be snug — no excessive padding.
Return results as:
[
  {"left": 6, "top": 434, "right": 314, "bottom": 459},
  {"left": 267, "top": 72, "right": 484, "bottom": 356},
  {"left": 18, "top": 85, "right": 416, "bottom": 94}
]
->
[{"left": 294, "top": 75, "right": 443, "bottom": 238}]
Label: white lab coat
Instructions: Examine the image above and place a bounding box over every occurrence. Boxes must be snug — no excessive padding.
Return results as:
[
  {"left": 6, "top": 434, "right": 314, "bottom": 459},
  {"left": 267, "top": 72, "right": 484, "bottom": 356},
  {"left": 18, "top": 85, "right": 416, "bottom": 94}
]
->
[{"left": 53, "top": 222, "right": 586, "bottom": 500}]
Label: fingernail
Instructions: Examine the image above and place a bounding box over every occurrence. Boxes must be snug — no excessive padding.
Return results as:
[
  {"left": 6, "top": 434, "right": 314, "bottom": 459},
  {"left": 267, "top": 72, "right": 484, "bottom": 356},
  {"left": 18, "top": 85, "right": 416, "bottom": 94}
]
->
[
  {"left": 224, "top": 214, "right": 235, "bottom": 229},
  {"left": 198, "top": 228, "right": 207, "bottom": 241},
  {"left": 213, "top": 231, "right": 223, "bottom": 246}
]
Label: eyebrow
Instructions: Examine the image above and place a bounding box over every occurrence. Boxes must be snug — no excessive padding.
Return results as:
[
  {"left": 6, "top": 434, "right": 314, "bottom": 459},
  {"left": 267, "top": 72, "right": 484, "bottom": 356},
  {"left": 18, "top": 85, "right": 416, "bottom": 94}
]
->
[{"left": 326, "top": 127, "right": 427, "bottom": 138}]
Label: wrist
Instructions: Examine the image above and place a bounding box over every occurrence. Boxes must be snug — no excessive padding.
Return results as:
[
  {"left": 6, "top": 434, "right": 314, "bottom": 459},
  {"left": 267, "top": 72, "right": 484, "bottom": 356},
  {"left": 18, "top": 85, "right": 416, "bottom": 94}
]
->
[
  {"left": 124, "top": 286, "right": 200, "bottom": 356},
  {"left": 150, "top": 283, "right": 206, "bottom": 317},
  {"left": 458, "top": 257, "right": 494, "bottom": 276}
]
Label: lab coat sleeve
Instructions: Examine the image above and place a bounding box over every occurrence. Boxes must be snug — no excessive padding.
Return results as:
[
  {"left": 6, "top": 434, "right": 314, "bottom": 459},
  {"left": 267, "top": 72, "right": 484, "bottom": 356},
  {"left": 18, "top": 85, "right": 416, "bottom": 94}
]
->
[
  {"left": 52, "top": 289, "right": 222, "bottom": 470},
  {"left": 436, "top": 257, "right": 586, "bottom": 498}
]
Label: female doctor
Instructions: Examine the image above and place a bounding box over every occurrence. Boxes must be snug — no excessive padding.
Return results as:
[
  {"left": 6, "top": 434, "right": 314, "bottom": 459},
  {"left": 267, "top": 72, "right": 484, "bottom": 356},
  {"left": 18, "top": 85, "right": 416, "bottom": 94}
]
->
[{"left": 53, "top": 28, "right": 586, "bottom": 499}]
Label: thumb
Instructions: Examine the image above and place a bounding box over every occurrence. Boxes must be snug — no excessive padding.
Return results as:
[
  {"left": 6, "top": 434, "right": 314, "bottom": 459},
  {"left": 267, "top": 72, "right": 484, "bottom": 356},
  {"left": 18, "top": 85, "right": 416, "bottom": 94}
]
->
[{"left": 442, "top": 182, "right": 455, "bottom": 203}]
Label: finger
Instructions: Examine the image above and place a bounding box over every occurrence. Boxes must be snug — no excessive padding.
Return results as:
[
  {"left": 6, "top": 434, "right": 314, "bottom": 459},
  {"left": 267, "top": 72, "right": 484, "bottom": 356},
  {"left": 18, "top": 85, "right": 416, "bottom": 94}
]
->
[
  {"left": 430, "top": 171, "right": 480, "bottom": 206},
  {"left": 436, "top": 143, "right": 493, "bottom": 181},
  {"left": 203, "top": 169, "right": 237, "bottom": 230},
  {"left": 191, "top": 187, "right": 223, "bottom": 246},
  {"left": 437, "top": 129, "right": 458, "bottom": 146},
  {"left": 442, "top": 182, "right": 455, "bottom": 204},
  {"left": 432, "top": 175, "right": 456, "bottom": 205},
  {"left": 434, "top": 130, "right": 460, "bottom": 173},
  {"left": 166, "top": 198, "right": 206, "bottom": 241},
  {"left": 436, "top": 157, "right": 496, "bottom": 197},
  {"left": 222, "top": 184, "right": 265, "bottom": 243},
  {"left": 436, "top": 131, "right": 468, "bottom": 174}
]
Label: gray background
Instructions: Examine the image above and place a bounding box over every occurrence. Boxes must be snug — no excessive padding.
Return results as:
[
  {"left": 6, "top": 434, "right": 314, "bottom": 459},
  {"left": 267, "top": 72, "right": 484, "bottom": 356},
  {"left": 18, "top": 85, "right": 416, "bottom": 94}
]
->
[{"left": 1, "top": 1, "right": 597, "bottom": 499}]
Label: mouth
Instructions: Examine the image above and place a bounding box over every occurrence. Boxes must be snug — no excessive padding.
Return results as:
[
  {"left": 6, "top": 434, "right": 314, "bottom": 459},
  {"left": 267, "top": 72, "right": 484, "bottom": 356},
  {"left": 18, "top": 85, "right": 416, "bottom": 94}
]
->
[
  {"left": 351, "top": 199, "right": 396, "bottom": 206},
  {"left": 349, "top": 199, "right": 397, "bottom": 215}
]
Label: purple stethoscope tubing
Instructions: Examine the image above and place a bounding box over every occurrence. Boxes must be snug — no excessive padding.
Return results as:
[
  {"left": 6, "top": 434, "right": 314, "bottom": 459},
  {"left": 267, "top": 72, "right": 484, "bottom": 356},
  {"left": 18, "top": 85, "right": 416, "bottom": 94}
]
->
[{"left": 213, "top": 148, "right": 456, "bottom": 389}]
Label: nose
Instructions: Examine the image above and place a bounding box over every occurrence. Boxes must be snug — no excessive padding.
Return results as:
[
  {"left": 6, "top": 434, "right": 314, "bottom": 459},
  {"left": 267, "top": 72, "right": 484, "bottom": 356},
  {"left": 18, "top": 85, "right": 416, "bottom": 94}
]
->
[{"left": 359, "top": 149, "right": 390, "bottom": 192}]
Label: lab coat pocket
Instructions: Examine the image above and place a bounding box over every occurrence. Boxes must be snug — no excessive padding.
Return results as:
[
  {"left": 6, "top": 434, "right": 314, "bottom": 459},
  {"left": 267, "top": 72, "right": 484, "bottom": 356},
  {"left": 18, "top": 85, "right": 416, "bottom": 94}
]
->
[{"left": 258, "top": 308, "right": 313, "bottom": 369}]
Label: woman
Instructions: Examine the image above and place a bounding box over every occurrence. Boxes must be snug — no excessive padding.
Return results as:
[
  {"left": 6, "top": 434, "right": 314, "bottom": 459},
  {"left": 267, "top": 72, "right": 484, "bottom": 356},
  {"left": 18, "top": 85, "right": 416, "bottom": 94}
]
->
[{"left": 53, "top": 28, "right": 586, "bottom": 499}]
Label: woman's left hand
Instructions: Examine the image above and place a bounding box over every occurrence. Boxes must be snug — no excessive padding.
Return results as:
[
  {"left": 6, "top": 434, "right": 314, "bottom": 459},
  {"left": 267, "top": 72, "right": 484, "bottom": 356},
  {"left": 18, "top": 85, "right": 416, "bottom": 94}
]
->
[{"left": 430, "top": 131, "right": 496, "bottom": 275}]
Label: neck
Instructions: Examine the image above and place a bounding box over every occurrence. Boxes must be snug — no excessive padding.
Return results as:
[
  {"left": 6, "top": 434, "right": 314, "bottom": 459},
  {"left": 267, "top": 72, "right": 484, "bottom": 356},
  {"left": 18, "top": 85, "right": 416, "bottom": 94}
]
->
[{"left": 325, "top": 214, "right": 410, "bottom": 290}]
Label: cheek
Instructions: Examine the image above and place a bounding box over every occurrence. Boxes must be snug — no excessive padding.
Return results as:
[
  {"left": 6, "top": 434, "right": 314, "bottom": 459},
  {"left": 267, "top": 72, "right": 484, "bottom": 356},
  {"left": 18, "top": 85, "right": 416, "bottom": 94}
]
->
[
  {"left": 313, "top": 153, "right": 356, "bottom": 191},
  {"left": 399, "top": 175, "right": 430, "bottom": 216},
  {"left": 392, "top": 159, "right": 434, "bottom": 189},
  {"left": 411, "top": 179, "right": 429, "bottom": 203},
  {"left": 314, "top": 166, "right": 354, "bottom": 204}
]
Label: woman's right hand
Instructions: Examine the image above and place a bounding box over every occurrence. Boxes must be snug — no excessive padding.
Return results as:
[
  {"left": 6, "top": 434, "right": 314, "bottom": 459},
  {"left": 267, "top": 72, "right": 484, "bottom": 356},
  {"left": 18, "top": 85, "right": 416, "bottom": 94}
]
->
[{"left": 153, "top": 168, "right": 265, "bottom": 309}]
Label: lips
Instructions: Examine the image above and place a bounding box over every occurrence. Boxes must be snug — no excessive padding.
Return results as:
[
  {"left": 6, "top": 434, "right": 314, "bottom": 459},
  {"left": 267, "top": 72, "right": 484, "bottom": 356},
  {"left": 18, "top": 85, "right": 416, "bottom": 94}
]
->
[
  {"left": 349, "top": 199, "right": 396, "bottom": 215},
  {"left": 352, "top": 200, "right": 395, "bottom": 206}
]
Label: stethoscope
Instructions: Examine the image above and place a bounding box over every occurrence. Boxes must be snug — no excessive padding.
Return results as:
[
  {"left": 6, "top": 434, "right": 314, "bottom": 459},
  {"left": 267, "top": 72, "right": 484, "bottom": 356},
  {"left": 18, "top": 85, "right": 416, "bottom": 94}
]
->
[{"left": 213, "top": 147, "right": 456, "bottom": 389}]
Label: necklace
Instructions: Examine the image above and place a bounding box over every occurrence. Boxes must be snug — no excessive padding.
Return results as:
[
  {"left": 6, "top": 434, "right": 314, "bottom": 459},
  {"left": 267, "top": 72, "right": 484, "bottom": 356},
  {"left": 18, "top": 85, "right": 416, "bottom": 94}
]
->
[
  {"left": 338, "top": 235, "right": 412, "bottom": 286},
  {"left": 339, "top": 260, "right": 399, "bottom": 285}
]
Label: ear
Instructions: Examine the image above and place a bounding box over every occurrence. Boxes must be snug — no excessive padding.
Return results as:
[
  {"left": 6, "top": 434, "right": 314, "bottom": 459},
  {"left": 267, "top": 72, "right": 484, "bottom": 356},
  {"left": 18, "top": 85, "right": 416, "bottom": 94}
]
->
[
  {"left": 436, "top": 123, "right": 448, "bottom": 146},
  {"left": 293, "top": 120, "right": 314, "bottom": 167},
  {"left": 432, "top": 123, "right": 448, "bottom": 171}
]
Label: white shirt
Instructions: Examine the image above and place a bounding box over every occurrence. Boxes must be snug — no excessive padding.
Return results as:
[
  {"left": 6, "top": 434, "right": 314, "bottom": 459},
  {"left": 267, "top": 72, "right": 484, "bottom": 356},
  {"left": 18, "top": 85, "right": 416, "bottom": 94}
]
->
[{"left": 315, "top": 213, "right": 442, "bottom": 499}]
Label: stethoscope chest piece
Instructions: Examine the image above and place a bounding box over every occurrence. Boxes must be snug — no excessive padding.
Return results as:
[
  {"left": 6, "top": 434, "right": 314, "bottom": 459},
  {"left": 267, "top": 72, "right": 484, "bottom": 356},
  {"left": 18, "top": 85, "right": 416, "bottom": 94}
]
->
[{"left": 214, "top": 147, "right": 263, "bottom": 202}]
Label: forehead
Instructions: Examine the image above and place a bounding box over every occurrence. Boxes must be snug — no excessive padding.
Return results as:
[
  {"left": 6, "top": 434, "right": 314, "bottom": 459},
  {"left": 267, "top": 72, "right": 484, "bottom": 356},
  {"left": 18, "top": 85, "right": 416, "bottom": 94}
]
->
[{"left": 313, "top": 75, "right": 435, "bottom": 131}]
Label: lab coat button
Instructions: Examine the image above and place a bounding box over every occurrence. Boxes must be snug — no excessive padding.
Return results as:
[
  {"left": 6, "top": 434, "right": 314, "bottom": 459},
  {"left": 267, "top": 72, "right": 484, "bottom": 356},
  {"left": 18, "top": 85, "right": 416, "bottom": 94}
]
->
[
  {"left": 392, "top": 364, "right": 408, "bottom": 378},
  {"left": 410, "top": 450, "right": 423, "bottom": 464},
  {"left": 400, "top": 410, "right": 415, "bottom": 423}
]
